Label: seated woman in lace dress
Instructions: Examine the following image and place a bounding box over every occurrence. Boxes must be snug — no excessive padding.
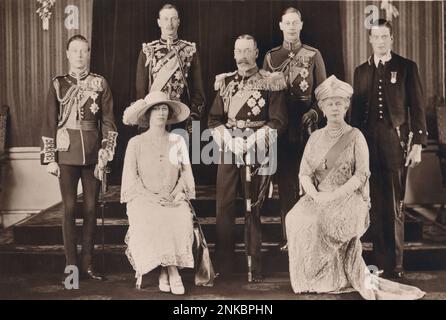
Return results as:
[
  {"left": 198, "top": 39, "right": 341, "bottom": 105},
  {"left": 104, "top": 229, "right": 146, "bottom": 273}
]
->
[
  {"left": 121, "top": 91, "right": 195, "bottom": 295},
  {"left": 286, "top": 75, "right": 425, "bottom": 300}
]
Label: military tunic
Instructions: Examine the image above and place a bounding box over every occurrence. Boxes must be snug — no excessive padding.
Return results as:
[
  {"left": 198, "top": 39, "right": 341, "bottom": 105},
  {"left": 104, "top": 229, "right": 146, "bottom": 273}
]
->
[
  {"left": 135, "top": 38, "right": 206, "bottom": 122},
  {"left": 208, "top": 67, "right": 287, "bottom": 276},
  {"left": 40, "top": 71, "right": 117, "bottom": 271},
  {"left": 263, "top": 41, "right": 327, "bottom": 242},
  {"left": 41, "top": 72, "right": 117, "bottom": 165}
]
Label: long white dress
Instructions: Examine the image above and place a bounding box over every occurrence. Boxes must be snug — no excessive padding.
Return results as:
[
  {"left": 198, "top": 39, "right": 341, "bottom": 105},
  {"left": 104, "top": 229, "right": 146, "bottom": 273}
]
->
[
  {"left": 121, "top": 132, "right": 195, "bottom": 277},
  {"left": 286, "top": 126, "right": 425, "bottom": 300}
]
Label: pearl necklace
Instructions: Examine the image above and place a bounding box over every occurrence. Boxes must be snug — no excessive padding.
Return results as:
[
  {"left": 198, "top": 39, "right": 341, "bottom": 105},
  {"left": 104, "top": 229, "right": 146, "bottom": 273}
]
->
[{"left": 325, "top": 124, "right": 348, "bottom": 140}]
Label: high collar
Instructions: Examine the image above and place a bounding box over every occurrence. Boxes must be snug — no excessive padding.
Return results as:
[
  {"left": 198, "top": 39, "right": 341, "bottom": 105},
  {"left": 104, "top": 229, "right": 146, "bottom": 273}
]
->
[
  {"left": 160, "top": 37, "right": 180, "bottom": 45},
  {"left": 283, "top": 39, "right": 301, "bottom": 51},
  {"left": 373, "top": 50, "right": 392, "bottom": 67},
  {"left": 236, "top": 65, "right": 259, "bottom": 78},
  {"left": 68, "top": 68, "right": 89, "bottom": 81}
]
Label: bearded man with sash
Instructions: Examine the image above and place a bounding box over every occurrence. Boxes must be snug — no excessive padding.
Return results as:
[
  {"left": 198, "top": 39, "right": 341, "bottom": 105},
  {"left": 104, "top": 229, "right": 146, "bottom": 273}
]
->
[
  {"left": 263, "top": 7, "right": 327, "bottom": 251},
  {"left": 41, "top": 35, "right": 117, "bottom": 282},
  {"left": 208, "top": 35, "right": 287, "bottom": 282},
  {"left": 135, "top": 3, "right": 205, "bottom": 132}
]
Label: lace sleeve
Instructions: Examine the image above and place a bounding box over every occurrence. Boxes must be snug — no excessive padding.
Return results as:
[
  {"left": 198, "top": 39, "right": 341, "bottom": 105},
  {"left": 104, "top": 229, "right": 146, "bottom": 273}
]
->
[{"left": 120, "top": 137, "right": 145, "bottom": 203}]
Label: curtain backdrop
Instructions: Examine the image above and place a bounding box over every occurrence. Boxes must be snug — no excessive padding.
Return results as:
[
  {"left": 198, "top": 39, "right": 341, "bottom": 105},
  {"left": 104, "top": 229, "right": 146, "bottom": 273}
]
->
[
  {"left": 340, "top": 0, "right": 444, "bottom": 140},
  {"left": 0, "top": 0, "right": 93, "bottom": 147},
  {"left": 90, "top": 0, "right": 345, "bottom": 182}
]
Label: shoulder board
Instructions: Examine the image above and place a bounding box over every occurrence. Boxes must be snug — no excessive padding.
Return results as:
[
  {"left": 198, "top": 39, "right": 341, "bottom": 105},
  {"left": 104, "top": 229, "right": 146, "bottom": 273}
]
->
[
  {"left": 302, "top": 44, "right": 319, "bottom": 52},
  {"left": 214, "top": 71, "right": 237, "bottom": 91},
  {"left": 51, "top": 74, "right": 66, "bottom": 82},
  {"left": 266, "top": 45, "right": 282, "bottom": 55},
  {"left": 299, "top": 46, "right": 317, "bottom": 57}
]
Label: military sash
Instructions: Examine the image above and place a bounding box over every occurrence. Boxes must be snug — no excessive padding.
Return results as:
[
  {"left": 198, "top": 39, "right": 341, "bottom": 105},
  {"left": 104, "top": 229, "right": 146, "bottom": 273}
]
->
[
  {"left": 227, "top": 89, "right": 256, "bottom": 120},
  {"left": 150, "top": 51, "right": 181, "bottom": 93}
]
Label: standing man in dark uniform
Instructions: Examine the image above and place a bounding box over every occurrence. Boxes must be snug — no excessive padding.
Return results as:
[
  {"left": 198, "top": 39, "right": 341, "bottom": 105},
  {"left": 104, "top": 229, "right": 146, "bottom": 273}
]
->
[
  {"left": 351, "top": 19, "right": 427, "bottom": 278},
  {"left": 208, "top": 35, "right": 287, "bottom": 282},
  {"left": 135, "top": 3, "right": 205, "bottom": 132},
  {"left": 263, "top": 7, "right": 326, "bottom": 250},
  {"left": 41, "top": 35, "right": 118, "bottom": 282}
]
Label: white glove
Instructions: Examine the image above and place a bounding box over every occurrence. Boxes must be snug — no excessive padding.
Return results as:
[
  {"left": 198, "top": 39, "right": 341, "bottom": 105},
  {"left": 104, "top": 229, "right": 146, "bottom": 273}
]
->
[
  {"left": 46, "top": 162, "right": 60, "bottom": 178},
  {"left": 228, "top": 136, "right": 246, "bottom": 156}
]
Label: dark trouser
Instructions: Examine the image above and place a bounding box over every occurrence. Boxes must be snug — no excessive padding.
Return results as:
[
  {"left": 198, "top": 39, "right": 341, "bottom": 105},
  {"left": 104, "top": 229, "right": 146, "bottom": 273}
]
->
[
  {"left": 215, "top": 161, "right": 265, "bottom": 276},
  {"left": 276, "top": 132, "right": 305, "bottom": 242},
  {"left": 59, "top": 164, "right": 99, "bottom": 272},
  {"left": 366, "top": 120, "right": 406, "bottom": 272}
]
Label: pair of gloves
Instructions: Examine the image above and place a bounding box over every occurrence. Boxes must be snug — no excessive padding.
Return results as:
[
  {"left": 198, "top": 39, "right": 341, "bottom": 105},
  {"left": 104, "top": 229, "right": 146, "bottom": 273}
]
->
[
  {"left": 214, "top": 126, "right": 275, "bottom": 158},
  {"left": 46, "top": 147, "right": 113, "bottom": 180}
]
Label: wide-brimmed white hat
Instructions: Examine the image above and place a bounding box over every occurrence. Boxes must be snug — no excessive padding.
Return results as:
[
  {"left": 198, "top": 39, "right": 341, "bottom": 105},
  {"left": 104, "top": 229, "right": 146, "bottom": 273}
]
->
[{"left": 123, "top": 91, "right": 190, "bottom": 127}]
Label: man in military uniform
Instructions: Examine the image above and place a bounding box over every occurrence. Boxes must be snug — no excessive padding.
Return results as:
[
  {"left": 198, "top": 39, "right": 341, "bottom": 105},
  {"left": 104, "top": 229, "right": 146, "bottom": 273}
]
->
[
  {"left": 351, "top": 19, "right": 427, "bottom": 279},
  {"left": 263, "top": 7, "right": 326, "bottom": 250},
  {"left": 41, "top": 35, "right": 118, "bottom": 282},
  {"left": 208, "top": 35, "right": 287, "bottom": 282},
  {"left": 135, "top": 3, "right": 205, "bottom": 132}
]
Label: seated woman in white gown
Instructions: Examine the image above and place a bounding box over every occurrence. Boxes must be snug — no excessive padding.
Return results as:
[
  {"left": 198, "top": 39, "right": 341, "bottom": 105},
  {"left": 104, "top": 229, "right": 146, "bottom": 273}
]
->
[
  {"left": 286, "top": 75, "right": 425, "bottom": 300},
  {"left": 121, "top": 91, "right": 195, "bottom": 295}
]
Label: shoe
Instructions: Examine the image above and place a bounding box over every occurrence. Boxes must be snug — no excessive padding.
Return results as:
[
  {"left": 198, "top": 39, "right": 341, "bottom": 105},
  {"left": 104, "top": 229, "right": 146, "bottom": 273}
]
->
[
  {"left": 81, "top": 267, "right": 106, "bottom": 281},
  {"left": 158, "top": 268, "right": 170, "bottom": 293},
  {"left": 169, "top": 275, "right": 185, "bottom": 295},
  {"left": 383, "top": 269, "right": 405, "bottom": 279},
  {"left": 136, "top": 274, "right": 142, "bottom": 290},
  {"left": 252, "top": 273, "right": 264, "bottom": 283}
]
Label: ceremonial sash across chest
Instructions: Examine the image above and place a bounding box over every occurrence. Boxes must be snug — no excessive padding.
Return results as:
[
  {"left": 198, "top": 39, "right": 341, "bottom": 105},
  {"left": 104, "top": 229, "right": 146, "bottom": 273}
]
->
[
  {"left": 150, "top": 42, "right": 191, "bottom": 94},
  {"left": 227, "top": 89, "right": 257, "bottom": 120},
  {"left": 315, "top": 128, "right": 356, "bottom": 183},
  {"left": 151, "top": 50, "right": 181, "bottom": 92}
]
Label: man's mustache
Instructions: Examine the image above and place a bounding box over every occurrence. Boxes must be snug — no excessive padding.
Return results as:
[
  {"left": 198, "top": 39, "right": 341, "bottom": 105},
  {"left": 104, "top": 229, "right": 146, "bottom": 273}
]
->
[{"left": 236, "top": 59, "right": 250, "bottom": 64}]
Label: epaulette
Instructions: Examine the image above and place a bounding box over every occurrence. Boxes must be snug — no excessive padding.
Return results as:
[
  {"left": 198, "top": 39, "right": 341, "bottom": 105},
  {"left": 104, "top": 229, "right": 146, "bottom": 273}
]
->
[
  {"left": 180, "top": 39, "right": 196, "bottom": 48},
  {"left": 214, "top": 71, "right": 237, "bottom": 91},
  {"left": 302, "top": 44, "right": 319, "bottom": 52},
  {"left": 180, "top": 40, "right": 197, "bottom": 56},
  {"left": 142, "top": 40, "right": 158, "bottom": 66},
  {"left": 253, "top": 69, "right": 287, "bottom": 91}
]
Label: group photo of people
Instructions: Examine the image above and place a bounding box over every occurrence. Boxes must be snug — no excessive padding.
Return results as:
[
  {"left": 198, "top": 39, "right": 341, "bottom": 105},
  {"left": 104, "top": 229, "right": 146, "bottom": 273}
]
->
[{"left": 1, "top": 0, "right": 446, "bottom": 302}]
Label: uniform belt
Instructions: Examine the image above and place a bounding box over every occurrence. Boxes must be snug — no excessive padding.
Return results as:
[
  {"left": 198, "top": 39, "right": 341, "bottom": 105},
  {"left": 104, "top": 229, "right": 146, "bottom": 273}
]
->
[
  {"left": 290, "top": 94, "right": 311, "bottom": 102},
  {"left": 65, "top": 120, "right": 98, "bottom": 131},
  {"left": 226, "top": 119, "right": 265, "bottom": 129}
]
